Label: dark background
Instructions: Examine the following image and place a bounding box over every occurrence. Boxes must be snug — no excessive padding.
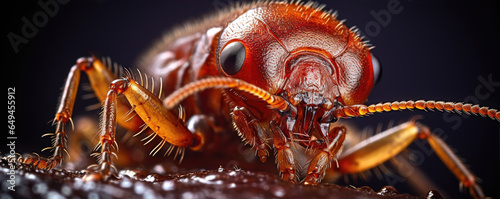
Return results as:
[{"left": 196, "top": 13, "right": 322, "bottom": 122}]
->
[{"left": 3, "top": 0, "right": 499, "bottom": 198}]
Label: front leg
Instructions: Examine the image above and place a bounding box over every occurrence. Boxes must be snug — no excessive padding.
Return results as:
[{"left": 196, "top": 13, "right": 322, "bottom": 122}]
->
[
  {"left": 85, "top": 77, "right": 205, "bottom": 180},
  {"left": 270, "top": 121, "right": 298, "bottom": 183},
  {"left": 231, "top": 106, "right": 271, "bottom": 163},
  {"left": 84, "top": 90, "right": 119, "bottom": 181},
  {"left": 21, "top": 56, "right": 145, "bottom": 170},
  {"left": 303, "top": 126, "right": 346, "bottom": 185},
  {"left": 20, "top": 61, "right": 82, "bottom": 170}
]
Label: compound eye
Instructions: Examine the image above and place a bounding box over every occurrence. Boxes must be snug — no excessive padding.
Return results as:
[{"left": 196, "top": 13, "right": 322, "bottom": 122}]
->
[
  {"left": 220, "top": 41, "right": 246, "bottom": 75},
  {"left": 370, "top": 53, "right": 382, "bottom": 85}
]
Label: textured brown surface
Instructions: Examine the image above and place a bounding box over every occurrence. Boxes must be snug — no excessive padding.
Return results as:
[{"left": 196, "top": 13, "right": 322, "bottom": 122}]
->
[{"left": 0, "top": 157, "right": 441, "bottom": 199}]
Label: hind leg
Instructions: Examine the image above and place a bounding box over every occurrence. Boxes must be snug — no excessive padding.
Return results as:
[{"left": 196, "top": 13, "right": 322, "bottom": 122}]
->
[{"left": 334, "top": 121, "right": 484, "bottom": 199}]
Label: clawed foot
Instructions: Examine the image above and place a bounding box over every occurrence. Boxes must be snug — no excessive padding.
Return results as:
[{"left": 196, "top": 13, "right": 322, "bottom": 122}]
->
[
  {"left": 14, "top": 153, "right": 59, "bottom": 170},
  {"left": 302, "top": 174, "right": 321, "bottom": 185},
  {"left": 82, "top": 163, "right": 119, "bottom": 181}
]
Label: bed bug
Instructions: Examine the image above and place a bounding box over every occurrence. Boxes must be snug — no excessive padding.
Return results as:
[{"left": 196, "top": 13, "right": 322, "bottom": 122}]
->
[{"left": 9, "top": 1, "right": 498, "bottom": 198}]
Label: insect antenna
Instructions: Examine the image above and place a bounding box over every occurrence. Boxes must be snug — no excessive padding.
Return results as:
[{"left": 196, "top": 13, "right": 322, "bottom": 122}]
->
[
  {"left": 164, "top": 77, "right": 288, "bottom": 111},
  {"left": 336, "top": 100, "right": 499, "bottom": 122}
]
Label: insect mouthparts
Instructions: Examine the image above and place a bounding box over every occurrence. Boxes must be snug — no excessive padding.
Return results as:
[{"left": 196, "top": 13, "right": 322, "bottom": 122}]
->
[
  {"left": 276, "top": 95, "right": 338, "bottom": 140},
  {"left": 290, "top": 92, "right": 333, "bottom": 107}
]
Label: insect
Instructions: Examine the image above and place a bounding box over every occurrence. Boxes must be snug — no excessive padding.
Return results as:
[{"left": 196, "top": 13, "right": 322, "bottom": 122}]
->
[{"left": 9, "top": 1, "right": 498, "bottom": 198}]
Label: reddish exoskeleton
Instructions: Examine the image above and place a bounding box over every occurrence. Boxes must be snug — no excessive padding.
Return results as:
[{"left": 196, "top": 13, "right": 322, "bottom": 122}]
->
[{"left": 18, "top": 2, "right": 498, "bottom": 198}]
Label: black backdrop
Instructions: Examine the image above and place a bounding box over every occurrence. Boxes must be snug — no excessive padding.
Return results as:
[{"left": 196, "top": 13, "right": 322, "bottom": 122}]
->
[{"left": 3, "top": 0, "right": 499, "bottom": 198}]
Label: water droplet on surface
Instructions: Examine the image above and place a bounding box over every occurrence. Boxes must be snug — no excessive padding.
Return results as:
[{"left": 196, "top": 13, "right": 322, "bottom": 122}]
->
[
  {"left": 358, "top": 186, "right": 374, "bottom": 193},
  {"left": 205, "top": 174, "right": 216, "bottom": 181},
  {"left": 153, "top": 164, "right": 165, "bottom": 174},
  {"left": 120, "top": 178, "right": 133, "bottom": 188},
  {"left": 61, "top": 185, "right": 72, "bottom": 196},
  {"left": 32, "top": 183, "right": 48, "bottom": 194},
  {"left": 182, "top": 192, "right": 194, "bottom": 199},
  {"left": 273, "top": 186, "right": 285, "bottom": 197},
  {"left": 47, "top": 191, "right": 65, "bottom": 199},
  {"left": 25, "top": 173, "right": 37, "bottom": 180},
  {"left": 88, "top": 192, "right": 99, "bottom": 199},
  {"left": 82, "top": 181, "right": 96, "bottom": 191},
  {"left": 377, "top": 186, "right": 399, "bottom": 195},
  {"left": 134, "top": 182, "right": 146, "bottom": 194},
  {"left": 144, "top": 189, "right": 157, "bottom": 199},
  {"left": 214, "top": 180, "right": 223, "bottom": 185},
  {"left": 144, "top": 175, "right": 156, "bottom": 182},
  {"left": 73, "top": 179, "right": 83, "bottom": 190},
  {"left": 162, "top": 180, "right": 175, "bottom": 191}
]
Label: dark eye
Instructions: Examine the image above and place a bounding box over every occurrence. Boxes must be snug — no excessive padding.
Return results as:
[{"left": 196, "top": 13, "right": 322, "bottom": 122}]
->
[
  {"left": 370, "top": 53, "right": 382, "bottom": 85},
  {"left": 220, "top": 41, "right": 246, "bottom": 75}
]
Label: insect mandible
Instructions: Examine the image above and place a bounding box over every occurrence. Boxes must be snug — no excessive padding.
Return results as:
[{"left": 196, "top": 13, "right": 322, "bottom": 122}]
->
[{"left": 12, "top": 1, "right": 499, "bottom": 199}]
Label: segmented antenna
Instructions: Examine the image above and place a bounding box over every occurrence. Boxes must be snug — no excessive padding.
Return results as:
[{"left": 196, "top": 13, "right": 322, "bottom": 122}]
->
[
  {"left": 162, "top": 77, "right": 498, "bottom": 122},
  {"left": 335, "top": 100, "right": 499, "bottom": 121},
  {"left": 163, "top": 77, "right": 288, "bottom": 111}
]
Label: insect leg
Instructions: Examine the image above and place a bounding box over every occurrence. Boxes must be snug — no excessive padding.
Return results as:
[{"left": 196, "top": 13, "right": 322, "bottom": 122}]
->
[
  {"left": 231, "top": 106, "right": 271, "bottom": 162},
  {"left": 424, "top": 131, "right": 484, "bottom": 198},
  {"left": 336, "top": 121, "right": 419, "bottom": 174},
  {"left": 21, "top": 56, "right": 147, "bottom": 169},
  {"left": 82, "top": 56, "right": 144, "bottom": 132},
  {"left": 84, "top": 90, "right": 119, "bottom": 181},
  {"left": 21, "top": 63, "right": 81, "bottom": 170},
  {"left": 335, "top": 121, "right": 484, "bottom": 199},
  {"left": 303, "top": 126, "right": 346, "bottom": 185},
  {"left": 322, "top": 124, "right": 443, "bottom": 196},
  {"left": 270, "top": 121, "right": 298, "bottom": 183},
  {"left": 113, "top": 78, "right": 202, "bottom": 150},
  {"left": 85, "top": 76, "right": 204, "bottom": 180},
  {"left": 185, "top": 115, "right": 215, "bottom": 152}
]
